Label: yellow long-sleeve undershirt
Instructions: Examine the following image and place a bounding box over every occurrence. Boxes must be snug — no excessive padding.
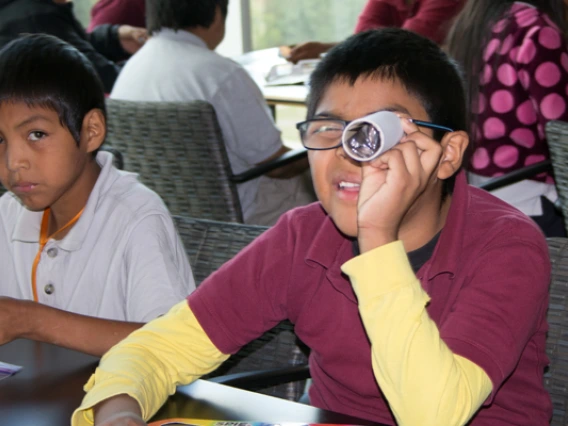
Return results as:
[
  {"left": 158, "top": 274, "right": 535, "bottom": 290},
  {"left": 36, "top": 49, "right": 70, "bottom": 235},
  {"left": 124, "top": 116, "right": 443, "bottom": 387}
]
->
[
  {"left": 73, "top": 241, "right": 491, "bottom": 426},
  {"left": 72, "top": 300, "right": 229, "bottom": 426},
  {"left": 342, "top": 240, "right": 492, "bottom": 426}
]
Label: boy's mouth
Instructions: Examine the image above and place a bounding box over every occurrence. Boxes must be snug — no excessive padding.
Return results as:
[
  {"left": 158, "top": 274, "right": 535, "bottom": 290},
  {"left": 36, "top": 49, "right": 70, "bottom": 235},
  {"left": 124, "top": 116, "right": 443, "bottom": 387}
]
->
[
  {"left": 338, "top": 181, "right": 360, "bottom": 191},
  {"left": 11, "top": 182, "right": 37, "bottom": 193}
]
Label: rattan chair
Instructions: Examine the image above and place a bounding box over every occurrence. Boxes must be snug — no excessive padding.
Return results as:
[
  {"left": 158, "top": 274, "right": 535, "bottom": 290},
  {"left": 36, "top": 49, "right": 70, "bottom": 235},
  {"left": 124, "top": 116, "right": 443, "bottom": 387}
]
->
[
  {"left": 546, "top": 121, "right": 568, "bottom": 230},
  {"left": 173, "top": 215, "right": 309, "bottom": 401},
  {"left": 546, "top": 237, "right": 568, "bottom": 426},
  {"left": 105, "top": 99, "right": 307, "bottom": 223}
]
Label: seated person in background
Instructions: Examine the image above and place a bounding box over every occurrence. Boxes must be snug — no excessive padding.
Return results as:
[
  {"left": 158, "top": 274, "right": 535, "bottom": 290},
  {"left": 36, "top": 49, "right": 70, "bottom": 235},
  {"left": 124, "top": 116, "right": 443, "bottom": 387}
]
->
[
  {"left": 110, "top": 0, "right": 316, "bottom": 226},
  {"left": 446, "top": 0, "right": 568, "bottom": 237},
  {"left": 73, "top": 29, "right": 550, "bottom": 426},
  {"left": 88, "top": 0, "right": 146, "bottom": 32},
  {"left": 0, "top": 0, "right": 147, "bottom": 92},
  {"left": 286, "top": 0, "right": 465, "bottom": 63},
  {"left": 0, "top": 34, "right": 195, "bottom": 357}
]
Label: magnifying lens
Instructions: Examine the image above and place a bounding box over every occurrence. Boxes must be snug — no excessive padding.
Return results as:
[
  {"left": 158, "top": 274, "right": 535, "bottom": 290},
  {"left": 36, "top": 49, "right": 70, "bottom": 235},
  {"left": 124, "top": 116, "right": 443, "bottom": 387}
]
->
[{"left": 341, "top": 111, "right": 404, "bottom": 162}]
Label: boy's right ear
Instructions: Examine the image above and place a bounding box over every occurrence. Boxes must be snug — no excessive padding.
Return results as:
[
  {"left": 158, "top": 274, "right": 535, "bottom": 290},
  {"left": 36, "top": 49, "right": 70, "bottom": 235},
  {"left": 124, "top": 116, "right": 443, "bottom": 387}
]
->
[
  {"left": 80, "top": 108, "right": 106, "bottom": 153},
  {"left": 436, "top": 130, "right": 469, "bottom": 180}
]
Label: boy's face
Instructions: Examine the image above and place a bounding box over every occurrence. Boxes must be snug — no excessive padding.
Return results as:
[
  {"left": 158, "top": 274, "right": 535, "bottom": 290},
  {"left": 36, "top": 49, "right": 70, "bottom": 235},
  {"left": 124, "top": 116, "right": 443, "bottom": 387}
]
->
[
  {"left": 0, "top": 102, "right": 99, "bottom": 212},
  {"left": 308, "top": 76, "right": 435, "bottom": 237}
]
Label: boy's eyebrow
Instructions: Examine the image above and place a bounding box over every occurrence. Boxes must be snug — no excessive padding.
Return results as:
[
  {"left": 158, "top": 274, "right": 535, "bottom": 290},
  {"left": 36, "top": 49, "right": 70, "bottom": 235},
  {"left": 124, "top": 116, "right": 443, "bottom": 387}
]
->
[
  {"left": 314, "top": 104, "right": 412, "bottom": 120},
  {"left": 15, "top": 114, "right": 53, "bottom": 130}
]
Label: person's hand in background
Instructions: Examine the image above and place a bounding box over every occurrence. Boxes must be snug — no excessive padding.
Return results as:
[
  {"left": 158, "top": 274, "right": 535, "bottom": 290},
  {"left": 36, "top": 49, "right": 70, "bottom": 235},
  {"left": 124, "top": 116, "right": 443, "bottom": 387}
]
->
[
  {"left": 117, "top": 25, "right": 148, "bottom": 55},
  {"left": 285, "top": 41, "right": 336, "bottom": 63}
]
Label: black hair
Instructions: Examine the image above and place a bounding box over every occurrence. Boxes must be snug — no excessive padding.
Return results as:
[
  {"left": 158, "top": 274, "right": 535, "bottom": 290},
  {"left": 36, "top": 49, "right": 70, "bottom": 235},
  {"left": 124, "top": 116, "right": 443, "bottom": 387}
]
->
[
  {"left": 0, "top": 34, "right": 106, "bottom": 145},
  {"left": 146, "top": 0, "right": 229, "bottom": 35},
  {"left": 307, "top": 28, "right": 468, "bottom": 194},
  {"left": 446, "top": 0, "right": 567, "bottom": 139}
]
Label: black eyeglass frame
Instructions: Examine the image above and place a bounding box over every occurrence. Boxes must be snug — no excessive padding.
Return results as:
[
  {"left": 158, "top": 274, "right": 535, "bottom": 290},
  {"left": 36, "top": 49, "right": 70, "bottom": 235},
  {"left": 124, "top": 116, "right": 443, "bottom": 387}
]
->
[{"left": 295, "top": 117, "right": 455, "bottom": 151}]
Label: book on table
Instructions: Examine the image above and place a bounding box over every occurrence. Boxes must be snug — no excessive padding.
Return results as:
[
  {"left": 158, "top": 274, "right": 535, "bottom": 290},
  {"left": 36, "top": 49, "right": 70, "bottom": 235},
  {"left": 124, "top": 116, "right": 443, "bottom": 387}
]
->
[{"left": 149, "top": 419, "right": 361, "bottom": 426}]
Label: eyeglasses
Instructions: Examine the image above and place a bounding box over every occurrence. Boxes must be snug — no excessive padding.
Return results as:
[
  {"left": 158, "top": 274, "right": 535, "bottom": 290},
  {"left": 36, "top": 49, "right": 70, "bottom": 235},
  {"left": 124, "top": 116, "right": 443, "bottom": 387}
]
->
[{"left": 296, "top": 117, "right": 454, "bottom": 151}]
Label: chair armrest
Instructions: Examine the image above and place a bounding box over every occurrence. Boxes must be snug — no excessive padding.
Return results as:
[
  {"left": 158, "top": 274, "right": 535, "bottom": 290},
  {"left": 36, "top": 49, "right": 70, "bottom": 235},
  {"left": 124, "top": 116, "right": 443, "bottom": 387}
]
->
[
  {"left": 230, "top": 148, "right": 308, "bottom": 184},
  {"left": 207, "top": 365, "right": 310, "bottom": 390},
  {"left": 477, "top": 160, "right": 552, "bottom": 192}
]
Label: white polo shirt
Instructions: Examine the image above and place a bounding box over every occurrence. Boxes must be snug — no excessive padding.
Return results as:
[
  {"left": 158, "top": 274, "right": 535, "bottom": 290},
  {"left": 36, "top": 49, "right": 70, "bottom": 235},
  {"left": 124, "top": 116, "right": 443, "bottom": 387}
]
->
[
  {"left": 110, "top": 29, "right": 283, "bottom": 222},
  {"left": 0, "top": 151, "right": 195, "bottom": 322}
]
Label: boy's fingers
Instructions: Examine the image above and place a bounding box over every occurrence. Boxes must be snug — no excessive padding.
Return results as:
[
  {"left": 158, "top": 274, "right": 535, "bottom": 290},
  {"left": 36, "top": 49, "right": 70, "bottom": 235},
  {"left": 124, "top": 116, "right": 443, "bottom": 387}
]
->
[
  {"left": 366, "top": 146, "right": 410, "bottom": 179},
  {"left": 399, "top": 118, "right": 443, "bottom": 173}
]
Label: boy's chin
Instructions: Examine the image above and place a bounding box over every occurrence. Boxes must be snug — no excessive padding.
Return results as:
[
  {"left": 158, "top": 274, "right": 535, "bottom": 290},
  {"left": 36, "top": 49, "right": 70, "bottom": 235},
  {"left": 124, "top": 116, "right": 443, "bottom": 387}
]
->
[
  {"left": 333, "top": 216, "right": 358, "bottom": 239},
  {"left": 14, "top": 196, "right": 48, "bottom": 212}
]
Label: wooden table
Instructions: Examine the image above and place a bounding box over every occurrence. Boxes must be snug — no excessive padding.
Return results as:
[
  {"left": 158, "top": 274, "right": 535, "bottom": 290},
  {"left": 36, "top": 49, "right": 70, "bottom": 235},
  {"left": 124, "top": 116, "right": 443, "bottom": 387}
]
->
[{"left": 0, "top": 339, "right": 379, "bottom": 425}]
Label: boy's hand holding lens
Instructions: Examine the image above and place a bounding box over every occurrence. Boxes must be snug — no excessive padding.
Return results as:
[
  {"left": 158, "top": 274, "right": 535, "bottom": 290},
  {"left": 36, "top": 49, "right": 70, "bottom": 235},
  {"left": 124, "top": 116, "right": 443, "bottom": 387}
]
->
[{"left": 356, "top": 117, "right": 443, "bottom": 253}]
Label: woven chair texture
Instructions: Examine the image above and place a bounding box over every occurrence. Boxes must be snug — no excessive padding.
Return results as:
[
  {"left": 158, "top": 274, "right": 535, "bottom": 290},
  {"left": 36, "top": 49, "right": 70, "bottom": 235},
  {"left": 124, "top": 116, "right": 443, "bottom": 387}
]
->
[
  {"left": 105, "top": 99, "right": 243, "bottom": 222},
  {"left": 546, "top": 121, "right": 568, "bottom": 234},
  {"left": 173, "top": 215, "right": 309, "bottom": 401},
  {"left": 546, "top": 237, "right": 568, "bottom": 426}
]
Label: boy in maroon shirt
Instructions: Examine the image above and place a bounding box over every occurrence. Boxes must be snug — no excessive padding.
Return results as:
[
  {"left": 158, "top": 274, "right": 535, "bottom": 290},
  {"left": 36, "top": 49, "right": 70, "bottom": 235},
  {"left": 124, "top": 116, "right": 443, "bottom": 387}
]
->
[{"left": 74, "top": 28, "right": 551, "bottom": 426}]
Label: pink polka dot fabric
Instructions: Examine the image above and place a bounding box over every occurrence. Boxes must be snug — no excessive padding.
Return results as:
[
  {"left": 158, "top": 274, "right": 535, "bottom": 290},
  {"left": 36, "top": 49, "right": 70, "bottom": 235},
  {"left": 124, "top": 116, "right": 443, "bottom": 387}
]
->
[{"left": 469, "top": 2, "right": 568, "bottom": 183}]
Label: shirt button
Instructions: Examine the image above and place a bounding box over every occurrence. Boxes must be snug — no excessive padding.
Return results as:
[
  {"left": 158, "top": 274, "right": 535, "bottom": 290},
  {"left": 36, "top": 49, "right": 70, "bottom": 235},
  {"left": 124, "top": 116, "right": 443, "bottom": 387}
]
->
[
  {"left": 44, "top": 284, "right": 55, "bottom": 295},
  {"left": 47, "top": 247, "right": 58, "bottom": 258}
]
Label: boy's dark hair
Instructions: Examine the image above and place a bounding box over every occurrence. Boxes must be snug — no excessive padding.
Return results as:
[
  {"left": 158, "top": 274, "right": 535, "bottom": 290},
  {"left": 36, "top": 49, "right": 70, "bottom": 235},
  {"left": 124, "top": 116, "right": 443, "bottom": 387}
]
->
[
  {"left": 0, "top": 34, "right": 106, "bottom": 145},
  {"left": 146, "top": 0, "right": 229, "bottom": 35},
  {"left": 308, "top": 28, "right": 468, "bottom": 194}
]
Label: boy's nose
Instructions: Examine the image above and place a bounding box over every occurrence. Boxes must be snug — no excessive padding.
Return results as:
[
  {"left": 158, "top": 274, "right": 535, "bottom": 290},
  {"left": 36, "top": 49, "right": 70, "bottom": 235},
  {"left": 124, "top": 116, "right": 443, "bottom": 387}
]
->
[
  {"left": 5, "top": 144, "right": 30, "bottom": 172},
  {"left": 335, "top": 144, "right": 362, "bottom": 166}
]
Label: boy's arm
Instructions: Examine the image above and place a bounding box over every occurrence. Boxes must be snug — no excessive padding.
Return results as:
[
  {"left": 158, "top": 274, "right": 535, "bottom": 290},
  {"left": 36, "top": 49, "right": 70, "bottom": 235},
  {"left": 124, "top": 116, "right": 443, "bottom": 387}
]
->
[
  {"left": 71, "top": 300, "right": 229, "bottom": 426},
  {"left": 0, "top": 297, "right": 142, "bottom": 357},
  {"left": 342, "top": 243, "right": 492, "bottom": 425},
  {"left": 350, "top": 118, "right": 547, "bottom": 424}
]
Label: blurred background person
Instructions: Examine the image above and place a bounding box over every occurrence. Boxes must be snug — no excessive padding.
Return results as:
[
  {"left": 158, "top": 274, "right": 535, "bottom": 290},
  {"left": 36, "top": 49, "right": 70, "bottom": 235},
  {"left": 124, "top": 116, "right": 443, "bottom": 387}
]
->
[
  {"left": 286, "top": 0, "right": 465, "bottom": 63},
  {"left": 0, "top": 0, "right": 147, "bottom": 92},
  {"left": 446, "top": 0, "right": 568, "bottom": 237},
  {"left": 111, "top": 0, "right": 316, "bottom": 226}
]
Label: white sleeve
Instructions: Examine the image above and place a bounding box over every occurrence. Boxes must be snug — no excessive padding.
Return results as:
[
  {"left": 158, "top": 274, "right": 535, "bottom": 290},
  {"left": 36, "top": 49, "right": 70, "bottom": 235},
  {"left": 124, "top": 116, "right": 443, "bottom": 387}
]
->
[
  {"left": 122, "top": 213, "right": 195, "bottom": 322},
  {"left": 211, "top": 66, "right": 283, "bottom": 170}
]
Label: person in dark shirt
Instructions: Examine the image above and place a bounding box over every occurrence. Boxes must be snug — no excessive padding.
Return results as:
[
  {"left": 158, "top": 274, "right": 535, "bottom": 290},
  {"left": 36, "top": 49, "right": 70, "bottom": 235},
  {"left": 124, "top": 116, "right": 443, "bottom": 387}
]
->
[{"left": 0, "top": 0, "right": 147, "bottom": 92}]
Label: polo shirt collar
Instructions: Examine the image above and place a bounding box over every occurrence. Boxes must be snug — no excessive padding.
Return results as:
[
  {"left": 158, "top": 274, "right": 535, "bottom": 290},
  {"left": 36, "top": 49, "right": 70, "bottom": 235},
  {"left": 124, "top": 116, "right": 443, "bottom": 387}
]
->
[
  {"left": 11, "top": 151, "right": 121, "bottom": 251},
  {"left": 305, "top": 205, "right": 353, "bottom": 270},
  {"left": 304, "top": 171, "right": 470, "bottom": 281},
  {"left": 422, "top": 170, "right": 469, "bottom": 280},
  {"left": 153, "top": 28, "right": 208, "bottom": 49}
]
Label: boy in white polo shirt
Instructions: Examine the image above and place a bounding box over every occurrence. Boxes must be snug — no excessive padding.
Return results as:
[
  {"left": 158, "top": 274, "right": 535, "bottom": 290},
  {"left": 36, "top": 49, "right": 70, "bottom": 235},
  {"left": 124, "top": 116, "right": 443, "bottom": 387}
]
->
[{"left": 0, "top": 34, "right": 195, "bottom": 356}]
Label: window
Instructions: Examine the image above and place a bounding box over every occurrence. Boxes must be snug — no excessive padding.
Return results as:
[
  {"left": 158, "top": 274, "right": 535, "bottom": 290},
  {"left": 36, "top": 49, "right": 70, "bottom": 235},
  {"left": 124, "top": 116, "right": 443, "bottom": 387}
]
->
[
  {"left": 73, "top": 0, "right": 98, "bottom": 27},
  {"left": 249, "top": 0, "right": 367, "bottom": 50}
]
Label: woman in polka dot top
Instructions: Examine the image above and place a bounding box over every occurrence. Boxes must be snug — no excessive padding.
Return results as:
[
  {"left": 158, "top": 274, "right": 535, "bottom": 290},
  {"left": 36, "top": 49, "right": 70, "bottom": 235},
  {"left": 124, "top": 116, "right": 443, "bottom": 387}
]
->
[{"left": 447, "top": 0, "right": 568, "bottom": 237}]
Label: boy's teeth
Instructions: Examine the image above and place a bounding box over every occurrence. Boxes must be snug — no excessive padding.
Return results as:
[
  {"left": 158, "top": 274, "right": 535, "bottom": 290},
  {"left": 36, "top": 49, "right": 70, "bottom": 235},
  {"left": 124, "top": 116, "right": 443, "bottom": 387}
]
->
[{"left": 339, "top": 181, "right": 360, "bottom": 189}]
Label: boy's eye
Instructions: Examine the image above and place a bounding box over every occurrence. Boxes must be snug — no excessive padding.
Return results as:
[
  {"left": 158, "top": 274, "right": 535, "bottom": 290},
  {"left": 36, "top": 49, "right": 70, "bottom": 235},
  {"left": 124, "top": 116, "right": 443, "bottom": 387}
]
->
[
  {"left": 310, "top": 123, "right": 345, "bottom": 138},
  {"left": 28, "top": 131, "right": 47, "bottom": 141}
]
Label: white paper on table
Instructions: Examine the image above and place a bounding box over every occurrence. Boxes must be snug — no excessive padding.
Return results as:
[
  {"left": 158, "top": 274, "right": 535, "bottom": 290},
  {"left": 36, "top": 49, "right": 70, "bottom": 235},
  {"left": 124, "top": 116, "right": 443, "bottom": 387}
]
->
[
  {"left": 265, "top": 59, "right": 319, "bottom": 86},
  {"left": 0, "top": 361, "right": 22, "bottom": 381}
]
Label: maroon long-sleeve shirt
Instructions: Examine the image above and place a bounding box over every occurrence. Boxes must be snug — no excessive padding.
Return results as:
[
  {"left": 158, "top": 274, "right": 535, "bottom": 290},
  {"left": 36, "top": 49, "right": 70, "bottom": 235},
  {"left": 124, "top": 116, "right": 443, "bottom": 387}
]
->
[
  {"left": 355, "top": 0, "right": 464, "bottom": 44},
  {"left": 87, "top": 0, "right": 145, "bottom": 32}
]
